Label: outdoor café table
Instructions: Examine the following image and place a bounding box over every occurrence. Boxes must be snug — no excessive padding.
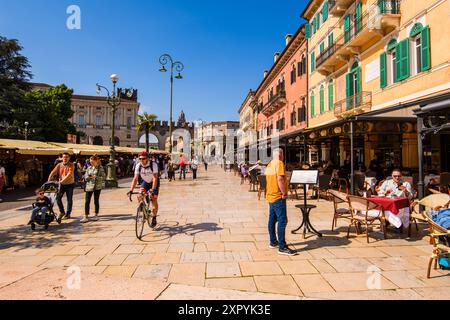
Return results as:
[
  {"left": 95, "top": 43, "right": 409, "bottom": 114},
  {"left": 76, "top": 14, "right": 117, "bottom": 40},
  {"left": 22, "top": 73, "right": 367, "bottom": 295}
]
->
[
  {"left": 292, "top": 204, "right": 323, "bottom": 239},
  {"left": 369, "top": 196, "right": 411, "bottom": 228}
]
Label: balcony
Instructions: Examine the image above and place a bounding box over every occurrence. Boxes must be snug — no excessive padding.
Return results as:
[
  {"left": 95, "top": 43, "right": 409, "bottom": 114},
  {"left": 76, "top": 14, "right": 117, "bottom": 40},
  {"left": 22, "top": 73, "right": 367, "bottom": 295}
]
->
[
  {"left": 316, "top": 43, "right": 345, "bottom": 75},
  {"left": 334, "top": 91, "right": 372, "bottom": 118},
  {"left": 261, "top": 90, "right": 287, "bottom": 117},
  {"left": 377, "top": 1, "right": 401, "bottom": 33},
  {"left": 329, "top": 0, "right": 354, "bottom": 17}
]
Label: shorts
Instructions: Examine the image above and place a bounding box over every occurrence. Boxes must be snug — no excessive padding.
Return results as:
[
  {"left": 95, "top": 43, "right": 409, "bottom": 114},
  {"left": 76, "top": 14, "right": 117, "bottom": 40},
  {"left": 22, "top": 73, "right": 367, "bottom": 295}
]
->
[{"left": 140, "top": 180, "right": 160, "bottom": 199}]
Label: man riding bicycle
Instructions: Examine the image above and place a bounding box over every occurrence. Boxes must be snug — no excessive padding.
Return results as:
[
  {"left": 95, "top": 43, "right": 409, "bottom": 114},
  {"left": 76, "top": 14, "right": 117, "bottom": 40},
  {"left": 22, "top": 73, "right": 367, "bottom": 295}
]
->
[{"left": 129, "top": 151, "right": 160, "bottom": 227}]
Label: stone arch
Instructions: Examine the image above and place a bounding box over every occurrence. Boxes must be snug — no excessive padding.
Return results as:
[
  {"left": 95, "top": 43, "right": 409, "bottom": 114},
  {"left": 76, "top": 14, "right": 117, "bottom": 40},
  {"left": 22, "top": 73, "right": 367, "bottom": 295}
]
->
[{"left": 139, "top": 133, "right": 160, "bottom": 149}]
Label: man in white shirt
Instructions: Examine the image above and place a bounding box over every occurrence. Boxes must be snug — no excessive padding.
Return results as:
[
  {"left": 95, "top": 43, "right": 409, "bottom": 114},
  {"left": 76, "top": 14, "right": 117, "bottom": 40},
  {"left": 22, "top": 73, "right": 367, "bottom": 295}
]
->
[{"left": 378, "top": 169, "right": 413, "bottom": 200}]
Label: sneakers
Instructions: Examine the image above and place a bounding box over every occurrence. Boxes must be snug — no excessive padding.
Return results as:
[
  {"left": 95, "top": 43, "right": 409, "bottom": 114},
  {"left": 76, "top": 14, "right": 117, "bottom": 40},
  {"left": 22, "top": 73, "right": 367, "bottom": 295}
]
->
[
  {"left": 63, "top": 214, "right": 71, "bottom": 220},
  {"left": 80, "top": 216, "right": 89, "bottom": 223},
  {"left": 278, "top": 247, "right": 297, "bottom": 256},
  {"left": 92, "top": 214, "right": 99, "bottom": 221},
  {"left": 150, "top": 216, "right": 157, "bottom": 228},
  {"left": 30, "top": 223, "right": 36, "bottom": 231},
  {"left": 269, "top": 241, "right": 279, "bottom": 249},
  {"left": 56, "top": 214, "right": 64, "bottom": 224}
]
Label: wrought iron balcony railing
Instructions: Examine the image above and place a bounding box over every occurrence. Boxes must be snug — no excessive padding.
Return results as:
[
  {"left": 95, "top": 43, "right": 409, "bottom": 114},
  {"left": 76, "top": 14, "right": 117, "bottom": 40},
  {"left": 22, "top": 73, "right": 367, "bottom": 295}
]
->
[
  {"left": 334, "top": 91, "right": 372, "bottom": 118},
  {"left": 261, "top": 90, "right": 287, "bottom": 116}
]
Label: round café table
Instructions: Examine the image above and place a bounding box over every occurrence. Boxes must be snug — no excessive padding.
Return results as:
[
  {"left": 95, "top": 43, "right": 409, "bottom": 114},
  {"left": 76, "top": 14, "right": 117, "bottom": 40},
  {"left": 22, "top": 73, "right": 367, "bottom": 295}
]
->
[{"left": 369, "top": 196, "right": 411, "bottom": 228}]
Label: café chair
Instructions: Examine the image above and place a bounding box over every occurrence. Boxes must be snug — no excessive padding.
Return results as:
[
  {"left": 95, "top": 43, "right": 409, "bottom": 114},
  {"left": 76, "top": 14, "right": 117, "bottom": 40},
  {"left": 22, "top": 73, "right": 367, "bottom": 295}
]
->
[
  {"left": 328, "top": 189, "right": 351, "bottom": 231},
  {"left": 439, "top": 172, "right": 450, "bottom": 194},
  {"left": 420, "top": 210, "right": 450, "bottom": 278},
  {"left": 313, "top": 174, "right": 332, "bottom": 202},
  {"left": 347, "top": 195, "right": 387, "bottom": 243},
  {"left": 257, "top": 175, "right": 266, "bottom": 201},
  {"left": 287, "top": 172, "right": 299, "bottom": 201},
  {"left": 249, "top": 170, "right": 259, "bottom": 192},
  {"left": 409, "top": 193, "right": 450, "bottom": 238}
]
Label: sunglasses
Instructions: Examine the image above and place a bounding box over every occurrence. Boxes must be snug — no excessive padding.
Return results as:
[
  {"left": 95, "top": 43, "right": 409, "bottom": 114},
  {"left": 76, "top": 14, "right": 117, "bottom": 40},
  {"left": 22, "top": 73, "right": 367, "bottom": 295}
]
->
[
  {"left": 139, "top": 158, "right": 148, "bottom": 160},
  {"left": 393, "top": 175, "right": 402, "bottom": 178}
]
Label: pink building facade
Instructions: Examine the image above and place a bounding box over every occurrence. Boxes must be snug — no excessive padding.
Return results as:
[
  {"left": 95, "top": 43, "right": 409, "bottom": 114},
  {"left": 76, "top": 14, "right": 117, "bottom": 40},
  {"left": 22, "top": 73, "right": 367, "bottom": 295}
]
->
[{"left": 255, "top": 26, "right": 308, "bottom": 166}]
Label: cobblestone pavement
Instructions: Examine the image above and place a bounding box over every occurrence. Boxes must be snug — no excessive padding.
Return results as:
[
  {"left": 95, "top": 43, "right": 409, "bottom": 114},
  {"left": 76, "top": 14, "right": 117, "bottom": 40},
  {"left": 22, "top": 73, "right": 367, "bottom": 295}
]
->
[{"left": 0, "top": 166, "right": 448, "bottom": 300}]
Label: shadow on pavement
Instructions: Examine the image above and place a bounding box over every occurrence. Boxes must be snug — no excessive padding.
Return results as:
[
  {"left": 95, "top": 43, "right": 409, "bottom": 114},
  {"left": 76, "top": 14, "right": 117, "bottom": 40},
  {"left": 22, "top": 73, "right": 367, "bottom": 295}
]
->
[{"left": 138, "top": 222, "right": 223, "bottom": 243}]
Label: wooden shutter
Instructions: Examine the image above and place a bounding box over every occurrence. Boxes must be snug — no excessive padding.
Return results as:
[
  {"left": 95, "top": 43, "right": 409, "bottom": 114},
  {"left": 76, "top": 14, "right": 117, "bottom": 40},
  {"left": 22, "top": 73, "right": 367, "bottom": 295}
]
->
[
  {"left": 320, "top": 42, "right": 325, "bottom": 54},
  {"left": 328, "top": 81, "right": 334, "bottom": 111},
  {"left": 356, "top": 2, "right": 362, "bottom": 34},
  {"left": 344, "top": 15, "right": 350, "bottom": 43},
  {"left": 311, "top": 52, "right": 315, "bottom": 72},
  {"left": 346, "top": 73, "right": 353, "bottom": 110},
  {"left": 380, "top": 52, "right": 387, "bottom": 88},
  {"left": 355, "top": 67, "right": 362, "bottom": 105},
  {"left": 421, "top": 26, "right": 431, "bottom": 71},
  {"left": 311, "top": 94, "right": 315, "bottom": 117},
  {"left": 320, "top": 86, "right": 325, "bottom": 114},
  {"left": 398, "top": 39, "right": 410, "bottom": 81},
  {"left": 323, "top": 1, "right": 328, "bottom": 22},
  {"left": 328, "top": 32, "right": 334, "bottom": 47},
  {"left": 305, "top": 23, "right": 311, "bottom": 39}
]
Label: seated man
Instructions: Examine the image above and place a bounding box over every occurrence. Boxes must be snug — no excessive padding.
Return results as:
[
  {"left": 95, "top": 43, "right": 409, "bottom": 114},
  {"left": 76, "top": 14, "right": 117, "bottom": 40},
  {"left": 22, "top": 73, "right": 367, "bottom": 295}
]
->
[{"left": 378, "top": 169, "right": 413, "bottom": 200}]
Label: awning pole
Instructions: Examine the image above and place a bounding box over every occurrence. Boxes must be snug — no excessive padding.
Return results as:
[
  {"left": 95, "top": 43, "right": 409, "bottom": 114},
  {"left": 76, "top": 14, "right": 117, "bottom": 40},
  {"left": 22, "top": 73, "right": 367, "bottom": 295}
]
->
[
  {"left": 417, "top": 116, "right": 425, "bottom": 199},
  {"left": 350, "top": 121, "right": 355, "bottom": 195}
]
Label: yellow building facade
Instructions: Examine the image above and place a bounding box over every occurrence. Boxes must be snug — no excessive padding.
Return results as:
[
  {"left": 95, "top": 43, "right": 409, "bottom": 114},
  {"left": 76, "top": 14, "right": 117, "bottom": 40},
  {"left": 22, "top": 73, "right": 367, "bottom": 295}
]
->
[
  {"left": 237, "top": 90, "right": 258, "bottom": 163},
  {"left": 303, "top": 0, "right": 450, "bottom": 172}
]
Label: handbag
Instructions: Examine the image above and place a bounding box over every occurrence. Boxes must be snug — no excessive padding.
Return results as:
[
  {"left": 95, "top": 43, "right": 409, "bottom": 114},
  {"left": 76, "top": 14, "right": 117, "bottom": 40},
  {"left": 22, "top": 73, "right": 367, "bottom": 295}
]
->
[{"left": 85, "top": 182, "right": 95, "bottom": 192}]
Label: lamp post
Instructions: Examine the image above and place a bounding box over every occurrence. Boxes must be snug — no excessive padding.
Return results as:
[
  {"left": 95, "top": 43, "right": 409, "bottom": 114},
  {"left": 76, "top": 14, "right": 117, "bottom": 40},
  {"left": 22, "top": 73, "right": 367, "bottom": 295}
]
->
[
  {"left": 96, "top": 74, "right": 133, "bottom": 188},
  {"left": 159, "top": 54, "right": 184, "bottom": 154},
  {"left": 19, "top": 121, "right": 35, "bottom": 140}
]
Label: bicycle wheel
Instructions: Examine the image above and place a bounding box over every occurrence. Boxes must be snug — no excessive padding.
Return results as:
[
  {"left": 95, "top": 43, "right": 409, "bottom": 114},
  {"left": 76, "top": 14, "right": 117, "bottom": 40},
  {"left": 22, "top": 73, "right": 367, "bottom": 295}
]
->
[{"left": 135, "top": 204, "right": 146, "bottom": 240}]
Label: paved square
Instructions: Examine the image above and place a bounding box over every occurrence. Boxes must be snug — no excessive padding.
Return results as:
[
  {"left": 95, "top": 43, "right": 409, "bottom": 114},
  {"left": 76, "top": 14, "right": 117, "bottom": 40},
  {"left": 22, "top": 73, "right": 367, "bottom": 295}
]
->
[{"left": 0, "top": 166, "right": 448, "bottom": 299}]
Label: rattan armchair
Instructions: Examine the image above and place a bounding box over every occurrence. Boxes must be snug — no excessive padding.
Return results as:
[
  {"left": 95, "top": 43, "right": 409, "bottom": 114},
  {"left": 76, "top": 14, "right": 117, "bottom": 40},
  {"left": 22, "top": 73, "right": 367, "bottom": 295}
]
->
[
  {"left": 347, "top": 195, "right": 387, "bottom": 243},
  {"left": 420, "top": 210, "right": 450, "bottom": 278},
  {"left": 409, "top": 193, "right": 450, "bottom": 237},
  {"left": 328, "top": 189, "right": 351, "bottom": 231}
]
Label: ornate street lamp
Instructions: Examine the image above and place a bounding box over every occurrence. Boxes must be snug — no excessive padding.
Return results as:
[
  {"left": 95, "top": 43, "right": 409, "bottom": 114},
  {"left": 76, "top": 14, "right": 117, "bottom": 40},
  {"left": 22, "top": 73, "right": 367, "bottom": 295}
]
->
[
  {"left": 96, "top": 74, "right": 133, "bottom": 188},
  {"left": 19, "top": 121, "right": 35, "bottom": 140},
  {"left": 159, "top": 54, "right": 184, "bottom": 153}
]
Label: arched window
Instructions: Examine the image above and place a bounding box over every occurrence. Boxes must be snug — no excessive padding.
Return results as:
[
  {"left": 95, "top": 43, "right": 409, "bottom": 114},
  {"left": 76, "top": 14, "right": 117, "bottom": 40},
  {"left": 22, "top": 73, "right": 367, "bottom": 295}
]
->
[{"left": 409, "top": 23, "right": 431, "bottom": 74}]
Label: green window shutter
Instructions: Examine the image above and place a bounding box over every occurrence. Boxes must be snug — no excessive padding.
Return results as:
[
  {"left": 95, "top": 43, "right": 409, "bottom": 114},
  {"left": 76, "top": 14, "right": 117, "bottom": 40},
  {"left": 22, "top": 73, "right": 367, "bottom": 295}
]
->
[
  {"left": 320, "top": 86, "right": 325, "bottom": 114},
  {"left": 377, "top": 0, "right": 385, "bottom": 13},
  {"left": 311, "top": 94, "right": 315, "bottom": 117},
  {"left": 344, "top": 15, "right": 351, "bottom": 43},
  {"left": 395, "top": 42, "right": 401, "bottom": 83},
  {"left": 328, "top": 81, "right": 334, "bottom": 111},
  {"left": 356, "top": 2, "right": 362, "bottom": 34},
  {"left": 380, "top": 52, "right": 387, "bottom": 89},
  {"left": 355, "top": 67, "right": 362, "bottom": 105},
  {"left": 398, "top": 39, "right": 410, "bottom": 81},
  {"left": 421, "top": 26, "right": 431, "bottom": 71},
  {"left": 316, "top": 13, "right": 320, "bottom": 30},
  {"left": 328, "top": 32, "right": 334, "bottom": 47},
  {"left": 346, "top": 73, "right": 353, "bottom": 110},
  {"left": 305, "top": 23, "right": 311, "bottom": 39},
  {"left": 311, "top": 51, "right": 315, "bottom": 72},
  {"left": 312, "top": 18, "right": 316, "bottom": 34},
  {"left": 320, "top": 42, "right": 325, "bottom": 54},
  {"left": 323, "top": 1, "right": 328, "bottom": 22}
]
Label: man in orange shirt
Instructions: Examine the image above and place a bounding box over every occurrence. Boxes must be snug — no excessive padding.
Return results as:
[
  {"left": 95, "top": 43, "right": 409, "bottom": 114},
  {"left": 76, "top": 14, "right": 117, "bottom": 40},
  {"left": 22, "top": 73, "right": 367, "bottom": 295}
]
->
[
  {"left": 49, "top": 152, "right": 75, "bottom": 222},
  {"left": 265, "top": 148, "right": 296, "bottom": 256}
]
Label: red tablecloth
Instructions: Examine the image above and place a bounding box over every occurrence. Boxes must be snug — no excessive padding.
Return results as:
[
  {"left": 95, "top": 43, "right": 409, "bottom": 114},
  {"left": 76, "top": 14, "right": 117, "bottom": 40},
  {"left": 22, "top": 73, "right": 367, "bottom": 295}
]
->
[{"left": 369, "top": 197, "right": 410, "bottom": 215}]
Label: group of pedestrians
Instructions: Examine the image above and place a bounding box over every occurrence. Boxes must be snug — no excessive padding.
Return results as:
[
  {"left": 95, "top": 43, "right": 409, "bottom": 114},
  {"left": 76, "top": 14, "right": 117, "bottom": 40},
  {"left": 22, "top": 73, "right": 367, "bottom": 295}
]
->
[{"left": 28, "top": 152, "right": 106, "bottom": 226}]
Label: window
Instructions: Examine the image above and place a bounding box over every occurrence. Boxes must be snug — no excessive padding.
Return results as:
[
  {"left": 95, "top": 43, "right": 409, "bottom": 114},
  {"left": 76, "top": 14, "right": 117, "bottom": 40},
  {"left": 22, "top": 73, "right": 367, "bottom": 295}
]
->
[
  {"left": 390, "top": 48, "right": 397, "bottom": 84},
  {"left": 310, "top": 91, "right": 315, "bottom": 117},
  {"left": 319, "top": 41, "right": 325, "bottom": 55},
  {"left": 311, "top": 51, "right": 315, "bottom": 72},
  {"left": 346, "top": 62, "right": 361, "bottom": 109},
  {"left": 328, "top": 80, "right": 334, "bottom": 111},
  {"left": 410, "top": 24, "right": 431, "bottom": 74},
  {"left": 95, "top": 115, "right": 102, "bottom": 127},
  {"left": 127, "top": 116, "right": 132, "bottom": 129},
  {"left": 298, "top": 97, "right": 306, "bottom": 123},
  {"left": 79, "top": 114, "right": 85, "bottom": 126},
  {"left": 126, "top": 134, "right": 131, "bottom": 139},
  {"left": 290, "top": 106, "right": 297, "bottom": 126},
  {"left": 291, "top": 65, "right": 297, "bottom": 84},
  {"left": 319, "top": 85, "right": 325, "bottom": 114},
  {"left": 414, "top": 36, "right": 422, "bottom": 75},
  {"left": 298, "top": 60, "right": 303, "bottom": 77},
  {"left": 302, "top": 55, "right": 306, "bottom": 74},
  {"left": 96, "top": 107, "right": 102, "bottom": 111}
]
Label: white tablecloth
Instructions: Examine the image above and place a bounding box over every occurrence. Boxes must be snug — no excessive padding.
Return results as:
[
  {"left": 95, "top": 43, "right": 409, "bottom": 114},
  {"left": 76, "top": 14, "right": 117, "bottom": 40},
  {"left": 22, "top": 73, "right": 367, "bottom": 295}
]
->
[{"left": 385, "top": 207, "right": 410, "bottom": 229}]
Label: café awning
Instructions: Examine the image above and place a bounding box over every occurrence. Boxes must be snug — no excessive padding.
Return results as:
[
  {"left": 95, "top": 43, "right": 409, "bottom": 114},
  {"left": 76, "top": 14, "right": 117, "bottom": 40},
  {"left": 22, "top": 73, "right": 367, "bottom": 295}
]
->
[
  {"left": 0, "top": 139, "right": 70, "bottom": 155},
  {"left": 48, "top": 143, "right": 111, "bottom": 155}
]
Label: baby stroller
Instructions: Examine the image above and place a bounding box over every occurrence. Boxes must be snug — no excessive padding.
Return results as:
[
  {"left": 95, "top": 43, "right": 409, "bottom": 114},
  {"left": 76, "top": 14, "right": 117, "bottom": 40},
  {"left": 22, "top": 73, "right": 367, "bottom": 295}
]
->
[{"left": 30, "top": 182, "right": 60, "bottom": 230}]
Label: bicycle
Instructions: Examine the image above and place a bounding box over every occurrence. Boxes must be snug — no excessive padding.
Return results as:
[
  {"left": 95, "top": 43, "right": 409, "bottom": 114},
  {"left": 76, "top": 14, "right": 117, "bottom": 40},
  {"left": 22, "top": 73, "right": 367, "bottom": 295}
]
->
[{"left": 127, "top": 190, "right": 156, "bottom": 240}]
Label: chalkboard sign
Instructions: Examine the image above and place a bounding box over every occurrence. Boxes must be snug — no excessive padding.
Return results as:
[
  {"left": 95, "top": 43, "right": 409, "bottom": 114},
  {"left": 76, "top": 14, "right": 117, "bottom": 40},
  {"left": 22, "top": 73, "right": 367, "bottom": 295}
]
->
[{"left": 290, "top": 170, "right": 319, "bottom": 185}]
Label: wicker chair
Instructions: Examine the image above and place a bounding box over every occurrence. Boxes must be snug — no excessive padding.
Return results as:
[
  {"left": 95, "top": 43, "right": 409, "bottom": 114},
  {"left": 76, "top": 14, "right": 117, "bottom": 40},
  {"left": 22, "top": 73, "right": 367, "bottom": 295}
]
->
[
  {"left": 328, "top": 189, "right": 351, "bottom": 231},
  {"left": 347, "top": 195, "right": 387, "bottom": 243},
  {"left": 257, "top": 175, "right": 266, "bottom": 201},
  {"left": 420, "top": 210, "right": 450, "bottom": 278},
  {"left": 409, "top": 193, "right": 450, "bottom": 237}
]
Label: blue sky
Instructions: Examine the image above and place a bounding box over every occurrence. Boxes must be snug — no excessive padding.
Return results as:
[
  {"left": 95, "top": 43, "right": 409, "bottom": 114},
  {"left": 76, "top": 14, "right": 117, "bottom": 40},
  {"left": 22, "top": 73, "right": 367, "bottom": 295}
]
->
[{"left": 1, "top": 0, "right": 308, "bottom": 122}]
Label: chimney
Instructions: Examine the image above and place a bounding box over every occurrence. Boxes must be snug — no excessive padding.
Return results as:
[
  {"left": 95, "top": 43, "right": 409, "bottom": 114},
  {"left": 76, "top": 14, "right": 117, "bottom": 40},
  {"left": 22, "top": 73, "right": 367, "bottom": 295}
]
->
[
  {"left": 274, "top": 52, "right": 280, "bottom": 63},
  {"left": 264, "top": 70, "right": 269, "bottom": 78},
  {"left": 285, "top": 34, "right": 293, "bottom": 46}
]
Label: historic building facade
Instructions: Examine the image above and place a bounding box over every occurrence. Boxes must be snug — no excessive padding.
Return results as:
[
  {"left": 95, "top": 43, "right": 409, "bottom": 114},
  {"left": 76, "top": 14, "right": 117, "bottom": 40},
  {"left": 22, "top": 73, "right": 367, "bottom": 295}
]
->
[
  {"left": 237, "top": 90, "right": 258, "bottom": 163},
  {"left": 302, "top": 0, "right": 450, "bottom": 172},
  {"left": 71, "top": 91, "right": 140, "bottom": 147},
  {"left": 254, "top": 26, "right": 309, "bottom": 166}
]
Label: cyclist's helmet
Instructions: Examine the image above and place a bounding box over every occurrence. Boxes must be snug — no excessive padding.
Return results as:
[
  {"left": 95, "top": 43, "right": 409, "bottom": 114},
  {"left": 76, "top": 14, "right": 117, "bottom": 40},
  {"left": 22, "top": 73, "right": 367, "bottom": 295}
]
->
[{"left": 139, "top": 151, "right": 149, "bottom": 158}]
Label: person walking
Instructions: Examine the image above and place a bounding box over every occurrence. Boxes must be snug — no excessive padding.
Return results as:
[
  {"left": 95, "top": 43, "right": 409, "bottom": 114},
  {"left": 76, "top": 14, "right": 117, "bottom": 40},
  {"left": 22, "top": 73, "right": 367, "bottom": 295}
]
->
[
  {"left": 191, "top": 157, "right": 199, "bottom": 180},
  {"left": 265, "top": 148, "right": 296, "bottom": 256},
  {"left": 203, "top": 159, "right": 208, "bottom": 172},
  {"left": 179, "top": 154, "right": 186, "bottom": 180},
  {"left": 0, "top": 163, "right": 5, "bottom": 203},
  {"left": 81, "top": 155, "right": 106, "bottom": 223},
  {"left": 163, "top": 156, "right": 169, "bottom": 180},
  {"left": 48, "top": 153, "right": 75, "bottom": 222},
  {"left": 168, "top": 158, "right": 175, "bottom": 182}
]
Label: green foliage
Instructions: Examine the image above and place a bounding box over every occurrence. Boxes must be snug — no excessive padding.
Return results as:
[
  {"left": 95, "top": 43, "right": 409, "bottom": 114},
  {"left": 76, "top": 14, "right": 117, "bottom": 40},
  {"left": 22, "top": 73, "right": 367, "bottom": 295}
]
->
[
  {"left": 0, "top": 36, "right": 32, "bottom": 125},
  {"left": 137, "top": 112, "right": 158, "bottom": 152}
]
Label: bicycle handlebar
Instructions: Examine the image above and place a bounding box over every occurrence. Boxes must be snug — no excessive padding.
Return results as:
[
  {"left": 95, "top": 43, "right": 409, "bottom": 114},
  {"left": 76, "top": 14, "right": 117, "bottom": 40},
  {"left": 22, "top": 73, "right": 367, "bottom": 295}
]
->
[{"left": 127, "top": 190, "right": 154, "bottom": 202}]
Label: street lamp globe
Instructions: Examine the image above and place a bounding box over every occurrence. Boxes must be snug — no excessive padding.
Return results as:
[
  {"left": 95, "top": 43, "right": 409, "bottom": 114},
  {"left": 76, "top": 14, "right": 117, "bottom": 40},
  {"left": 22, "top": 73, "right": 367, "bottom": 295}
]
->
[
  {"left": 24, "top": 121, "right": 29, "bottom": 126},
  {"left": 110, "top": 74, "right": 119, "bottom": 83}
]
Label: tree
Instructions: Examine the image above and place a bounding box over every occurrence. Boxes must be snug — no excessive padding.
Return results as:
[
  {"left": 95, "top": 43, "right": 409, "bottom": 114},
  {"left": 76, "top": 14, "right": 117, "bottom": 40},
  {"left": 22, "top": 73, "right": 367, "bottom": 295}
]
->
[
  {"left": 0, "top": 36, "right": 32, "bottom": 128},
  {"left": 137, "top": 112, "right": 158, "bottom": 152}
]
